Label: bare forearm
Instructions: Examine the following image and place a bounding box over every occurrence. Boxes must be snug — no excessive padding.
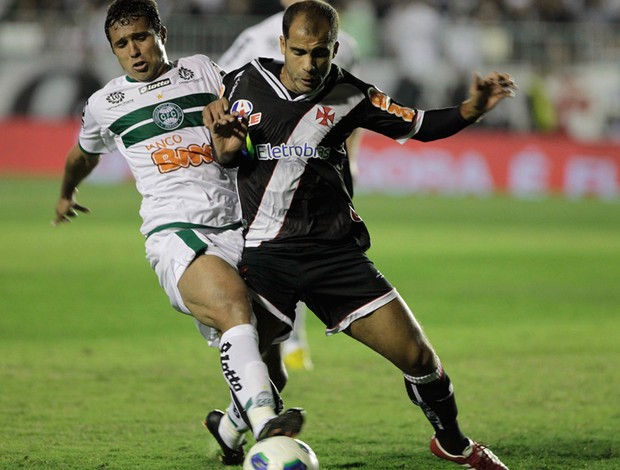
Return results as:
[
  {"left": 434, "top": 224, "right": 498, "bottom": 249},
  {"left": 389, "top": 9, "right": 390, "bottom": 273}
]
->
[
  {"left": 59, "top": 145, "right": 100, "bottom": 198},
  {"left": 52, "top": 145, "right": 99, "bottom": 225}
]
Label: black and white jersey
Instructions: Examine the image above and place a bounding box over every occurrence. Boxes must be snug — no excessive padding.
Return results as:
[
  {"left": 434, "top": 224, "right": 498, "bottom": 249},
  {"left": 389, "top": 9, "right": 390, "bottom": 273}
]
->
[{"left": 222, "top": 58, "right": 425, "bottom": 249}]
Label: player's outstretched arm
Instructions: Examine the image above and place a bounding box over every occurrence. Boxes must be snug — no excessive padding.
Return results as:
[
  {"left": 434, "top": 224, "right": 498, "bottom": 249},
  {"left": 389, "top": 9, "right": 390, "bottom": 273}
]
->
[
  {"left": 459, "top": 71, "right": 517, "bottom": 122},
  {"left": 203, "top": 98, "right": 249, "bottom": 167},
  {"left": 413, "top": 71, "right": 517, "bottom": 143},
  {"left": 52, "top": 144, "right": 100, "bottom": 226}
]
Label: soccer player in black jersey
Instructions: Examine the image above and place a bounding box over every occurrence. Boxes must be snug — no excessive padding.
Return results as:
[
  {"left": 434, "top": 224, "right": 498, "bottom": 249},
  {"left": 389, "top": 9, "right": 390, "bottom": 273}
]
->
[{"left": 204, "top": 1, "right": 516, "bottom": 468}]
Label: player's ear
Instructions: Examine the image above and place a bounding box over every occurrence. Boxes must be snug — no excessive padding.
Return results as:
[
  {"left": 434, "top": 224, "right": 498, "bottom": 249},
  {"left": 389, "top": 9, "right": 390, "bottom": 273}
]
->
[
  {"left": 332, "top": 40, "right": 339, "bottom": 59},
  {"left": 159, "top": 26, "right": 167, "bottom": 44},
  {"left": 280, "top": 36, "right": 286, "bottom": 55}
]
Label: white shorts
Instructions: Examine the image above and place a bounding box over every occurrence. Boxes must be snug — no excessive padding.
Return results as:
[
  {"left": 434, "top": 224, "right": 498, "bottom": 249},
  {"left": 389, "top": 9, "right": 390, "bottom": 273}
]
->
[{"left": 145, "top": 226, "right": 245, "bottom": 345}]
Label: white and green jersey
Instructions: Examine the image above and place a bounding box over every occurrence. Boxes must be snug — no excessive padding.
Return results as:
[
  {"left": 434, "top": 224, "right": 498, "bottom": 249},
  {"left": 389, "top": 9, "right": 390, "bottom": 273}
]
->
[{"left": 79, "top": 54, "right": 241, "bottom": 236}]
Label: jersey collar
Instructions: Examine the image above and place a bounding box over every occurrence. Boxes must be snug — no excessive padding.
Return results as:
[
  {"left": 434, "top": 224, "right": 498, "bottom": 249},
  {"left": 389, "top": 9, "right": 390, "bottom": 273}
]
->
[
  {"left": 252, "top": 58, "right": 330, "bottom": 103},
  {"left": 124, "top": 61, "right": 174, "bottom": 83}
]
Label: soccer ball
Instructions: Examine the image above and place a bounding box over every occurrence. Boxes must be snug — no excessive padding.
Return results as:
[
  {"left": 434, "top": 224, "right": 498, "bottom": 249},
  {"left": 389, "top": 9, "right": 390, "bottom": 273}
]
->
[{"left": 243, "top": 436, "right": 319, "bottom": 470}]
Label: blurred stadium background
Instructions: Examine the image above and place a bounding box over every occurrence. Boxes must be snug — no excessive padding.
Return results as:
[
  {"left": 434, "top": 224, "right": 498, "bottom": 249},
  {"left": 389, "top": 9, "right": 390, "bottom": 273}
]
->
[{"left": 0, "top": 0, "right": 619, "bottom": 198}]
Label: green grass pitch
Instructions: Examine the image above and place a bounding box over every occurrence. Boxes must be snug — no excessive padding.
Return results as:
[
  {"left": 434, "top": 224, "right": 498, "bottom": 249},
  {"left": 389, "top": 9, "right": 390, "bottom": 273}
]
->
[{"left": 1, "top": 178, "right": 618, "bottom": 469}]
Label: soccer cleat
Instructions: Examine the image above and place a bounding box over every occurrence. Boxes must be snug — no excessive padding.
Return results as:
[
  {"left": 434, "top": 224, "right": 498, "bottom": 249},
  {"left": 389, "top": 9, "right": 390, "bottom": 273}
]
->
[
  {"left": 257, "top": 407, "right": 306, "bottom": 441},
  {"left": 283, "top": 347, "right": 314, "bottom": 371},
  {"left": 430, "top": 435, "right": 509, "bottom": 469},
  {"left": 204, "top": 410, "right": 246, "bottom": 466}
]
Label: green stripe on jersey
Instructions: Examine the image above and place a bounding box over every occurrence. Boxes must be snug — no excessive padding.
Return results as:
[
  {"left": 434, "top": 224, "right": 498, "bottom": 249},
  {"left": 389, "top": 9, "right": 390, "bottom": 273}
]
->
[
  {"left": 110, "top": 93, "right": 216, "bottom": 134},
  {"left": 110, "top": 92, "right": 217, "bottom": 146},
  {"left": 147, "top": 221, "right": 243, "bottom": 238},
  {"left": 121, "top": 110, "right": 204, "bottom": 148},
  {"left": 175, "top": 229, "right": 208, "bottom": 255}
]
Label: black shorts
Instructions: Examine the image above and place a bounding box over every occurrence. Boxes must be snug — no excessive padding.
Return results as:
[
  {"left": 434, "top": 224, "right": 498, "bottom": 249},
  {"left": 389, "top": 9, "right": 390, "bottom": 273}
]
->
[{"left": 239, "top": 239, "right": 397, "bottom": 334}]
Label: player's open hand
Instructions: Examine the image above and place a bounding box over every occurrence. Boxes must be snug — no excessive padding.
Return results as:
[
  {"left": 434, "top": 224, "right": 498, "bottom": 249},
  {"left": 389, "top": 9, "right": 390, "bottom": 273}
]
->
[
  {"left": 460, "top": 72, "right": 517, "bottom": 122},
  {"left": 52, "top": 191, "right": 90, "bottom": 226}
]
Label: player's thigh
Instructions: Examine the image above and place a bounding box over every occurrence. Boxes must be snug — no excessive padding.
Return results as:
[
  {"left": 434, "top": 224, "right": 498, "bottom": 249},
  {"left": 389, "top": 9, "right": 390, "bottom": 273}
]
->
[
  {"left": 178, "top": 254, "right": 253, "bottom": 330},
  {"left": 346, "top": 296, "right": 437, "bottom": 375}
]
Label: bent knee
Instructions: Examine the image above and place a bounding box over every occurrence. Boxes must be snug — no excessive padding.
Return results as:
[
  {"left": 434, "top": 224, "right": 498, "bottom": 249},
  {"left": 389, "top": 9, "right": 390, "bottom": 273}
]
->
[
  {"left": 192, "top": 301, "right": 254, "bottom": 332},
  {"left": 401, "top": 341, "right": 438, "bottom": 376}
]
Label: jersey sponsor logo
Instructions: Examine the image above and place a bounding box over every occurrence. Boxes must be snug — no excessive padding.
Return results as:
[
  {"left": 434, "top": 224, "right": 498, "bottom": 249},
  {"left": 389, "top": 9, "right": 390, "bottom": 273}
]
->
[
  {"left": 368, "top": 87, "right": 415, "bottom": 122},
  {"left": 255, "top": 143, "right": 330, "bottom": 161},
  {"left": 220, "top": 341, "right": 242, "bottom": 392},
  {"left": 106, "top": 91, "right": 125, "bottom": 104},
  {"left": 152, "top": 102, "right": 184, "bottom": 130},
  {"left": 150, "top": 140, "right": 214, "bottom": 173},
  {"left": 178, "top": 66, "right": 195, "bottom": 80},
  {"left": 145, "top": 134, "right": 184, "bottom": 151},
  {"left": 139, "top": 78, "right": 171, "bottom": 94},
  {"left": 316, "top": 105, "right": 335, "bottom": 126},
  {"left": 248, "top": 113, "right": 262, "bottom": 126},
  {"left": 230, "top": 99, "right": 253, "bottom": 117}
]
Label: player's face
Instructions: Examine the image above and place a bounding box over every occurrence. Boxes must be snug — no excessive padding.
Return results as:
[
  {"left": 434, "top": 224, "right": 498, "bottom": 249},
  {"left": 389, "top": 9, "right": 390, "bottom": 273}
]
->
[
  {"left": 279, "top": 15, "right": 338, "bottom": 94},
  {"left": 108, "top": 16, "right": 168, "bottom": 82}
]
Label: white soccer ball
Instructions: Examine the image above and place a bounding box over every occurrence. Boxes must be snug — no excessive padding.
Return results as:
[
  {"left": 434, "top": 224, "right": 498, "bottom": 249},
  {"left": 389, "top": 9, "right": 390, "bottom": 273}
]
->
[{"left": 243, "top": 436, "right": 319, "bottom": 470}]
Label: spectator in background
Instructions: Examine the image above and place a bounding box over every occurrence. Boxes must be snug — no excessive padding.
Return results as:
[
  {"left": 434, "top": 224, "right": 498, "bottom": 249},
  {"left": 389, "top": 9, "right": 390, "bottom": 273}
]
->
[
  {"left": 218, "top": 0, "right": 361, "bottom": 372},
  {"left": 526, "top": 68, "right": 558, "bottom": 133},
  {"left": 383, "top": 0, "right": 449, "bottom": 108},
  {"left": 538, "top": 0, "right": 576, "bottom": 22},
  {"left": 337, "top": 0, "right": 378, "bottom": 58},
  {"left": 218, "top": 0, "right": 359, "bottom": 72},
  {"left": 174, "top": 0, "right": 225, "bottom": 15}
]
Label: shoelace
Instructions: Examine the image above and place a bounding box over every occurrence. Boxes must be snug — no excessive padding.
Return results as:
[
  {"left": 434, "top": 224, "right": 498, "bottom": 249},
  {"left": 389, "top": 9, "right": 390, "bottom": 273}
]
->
[{"left": 466, "top": 443, "right": 506, "bottom": 470}]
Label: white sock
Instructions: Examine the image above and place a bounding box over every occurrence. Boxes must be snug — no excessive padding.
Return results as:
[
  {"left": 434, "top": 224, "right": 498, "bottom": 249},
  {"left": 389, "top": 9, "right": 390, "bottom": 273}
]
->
[
  {"left": 218, "top": 399, "right": 247, "bottom": 449},
  {"left": 225, "top": 398, "right": 250, "bottom": 433},
  {"left": 219, "top": 324, "right": 276, "bottom": 436}
]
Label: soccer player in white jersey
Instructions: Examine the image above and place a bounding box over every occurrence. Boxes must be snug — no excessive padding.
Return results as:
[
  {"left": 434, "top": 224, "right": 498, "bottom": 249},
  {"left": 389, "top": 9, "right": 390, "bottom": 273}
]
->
[
  {"left": 219, "top": 0, "right": 361, "bottom": 372},
  {"left": 204, "top": 1, "right": 516, "bottom": 468},
  {"left": 52, "top": 0, "right": 303, "bottom": 465}
]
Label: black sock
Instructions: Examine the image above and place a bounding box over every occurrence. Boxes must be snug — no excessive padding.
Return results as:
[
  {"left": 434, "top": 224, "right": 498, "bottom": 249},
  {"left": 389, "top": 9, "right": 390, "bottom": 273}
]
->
[{"left": 404, "top": 367, "right": 469, "bottom": 454}]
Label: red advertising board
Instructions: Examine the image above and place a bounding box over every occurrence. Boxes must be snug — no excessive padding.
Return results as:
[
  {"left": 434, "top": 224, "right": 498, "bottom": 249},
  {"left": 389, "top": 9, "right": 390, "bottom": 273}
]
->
[
  {"left": 1, "top": 118, "right": 80, "bottom": 175},
  {"left": 357, "top": 129, "right": 620, "bottom": 199}
]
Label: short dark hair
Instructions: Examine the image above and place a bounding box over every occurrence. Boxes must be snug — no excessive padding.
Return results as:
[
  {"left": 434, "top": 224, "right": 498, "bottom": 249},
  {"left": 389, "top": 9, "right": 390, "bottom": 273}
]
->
[
  {"left": 104, "top": 0, "right": 162, "bottom": 45},
  {"left": 282, "top": 0, "right": 339, "bottom": 45}
]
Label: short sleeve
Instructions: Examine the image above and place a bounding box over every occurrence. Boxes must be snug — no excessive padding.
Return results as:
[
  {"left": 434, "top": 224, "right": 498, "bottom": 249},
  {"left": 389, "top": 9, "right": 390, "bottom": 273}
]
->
[{"left": 78, "top": 100, "right": 116, "bottom": 155}]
